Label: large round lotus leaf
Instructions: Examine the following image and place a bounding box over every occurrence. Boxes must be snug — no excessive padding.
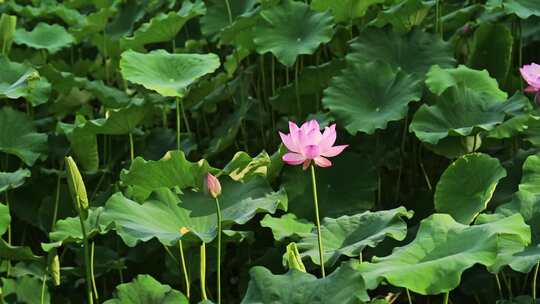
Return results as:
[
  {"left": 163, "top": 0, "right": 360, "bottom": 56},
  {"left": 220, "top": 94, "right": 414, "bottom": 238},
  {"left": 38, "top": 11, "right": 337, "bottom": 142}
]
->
[
  {"left": 283, "top": 152, "right": 377, "bottom": 220},
  {"left": 253, "top": 0, "right": 334, "bottom": 67},
  {"left": 347, "top": 28, "right": 455, "bottom": 79},
  {"left": 241, "top": 263, "right": 369, "bottom": 304},
  {"left": 222, "top": 150, "right": 271, "bottom": 182},
  {"left": 355, "top": 213, "right": 530, "bottom": 295},
  {"left": 298, "top": 207, "right": 413, "bottom": 267},
  {"left": 13, "top": 22, "right": 75, "bottom": 54},
  {"left": 120, "top": 0, "right": 206, "bottom": 51},
  {"left": 83, "top": 105, "right": 148, "bottom": 135},
  {"left": 488, "top": 93, "right": 535, "bottom": 139},
  {"left": 426, "top": 65, "right": 508, "bottom": 101},
  {"left": 260, "top": 213, "right": 314, "bottom": 242},
  {"left": 410, "top": 87, "right": 506, "bottom": 145},
  {"left": 120, "top": 151, "right": 216, "bottom": 202},
  {"left": 101, "top": 177, "right": 287, "bottom": 246},
  {"left": 370, "top": 0, "right": 435, "bottom": 33},
  {"left": 0, "top": 57, "right": 51, "bottom": 106},
  {"left": 435, "top": 153, "right": 506, "bottom": 224},
  {"left": 0, "top": 107, "right": 47, "bottom": 166},
  {"left": 323, "top": 60, "right": 422, "bottom": 135},
  {"left": 497, "top": 155, "right": 540, "bottom": 243},
  {"left": 487, "top": 0, "right": 540, "bottom": 18},
  {"left": 0, "top": 168, "right": 30, "bottom": 193},
  {"left": 120, "top": 50, "right": 221, "bottom": 97},
  {"left": 103, "top": 274, "right": 188, "bottom": 304},
  {"left": 467, "top": 22, "right": 513, "bottom": 82},
  {"left": 201, "top": 0, "right": 257, "bottom": 39},
  {"left": 311, "top": 0, "right": 385, "bottom": 22}
]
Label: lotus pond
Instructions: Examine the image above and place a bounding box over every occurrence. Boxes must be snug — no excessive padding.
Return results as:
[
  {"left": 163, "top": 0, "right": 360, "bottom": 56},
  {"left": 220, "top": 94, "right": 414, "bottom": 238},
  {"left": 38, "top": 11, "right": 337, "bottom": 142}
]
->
[{"left": 1, "top": 0, "right": 540, "bottom": 303}]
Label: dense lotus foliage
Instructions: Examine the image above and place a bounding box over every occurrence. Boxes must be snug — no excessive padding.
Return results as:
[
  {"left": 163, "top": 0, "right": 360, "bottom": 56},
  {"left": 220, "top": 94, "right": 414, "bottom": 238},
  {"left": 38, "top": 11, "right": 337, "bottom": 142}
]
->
[{"left": 1, "top": 0, "right": 540, "bottom": 303}]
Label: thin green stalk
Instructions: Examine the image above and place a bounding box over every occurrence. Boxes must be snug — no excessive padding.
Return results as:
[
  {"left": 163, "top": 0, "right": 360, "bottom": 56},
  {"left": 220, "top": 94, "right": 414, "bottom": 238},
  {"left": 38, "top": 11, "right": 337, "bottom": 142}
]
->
[
  {"left": 533, "top": 261, "right": 539, "bottom": 301},
  {"left": 495, "top": 273, "right": 504, "bottom": 299},
  {"left": 90, "top": 242, "right": 99, "bottom": 301},
  {"left": 176, "top": 98, "right": 181, "bottom": 151},
  {"left": 442, "top": 292, "right": 449, "bottom": 304},
  {"left": 406, "top": 289, "right": 413, "bottom": 304},
  {"left": 294, "top": 59, "right": 301, "bottom": 117},
  {"left": 310, "top": 165, "right": 325, "bottom": 277},
  {"left": 215, "top": 198, "right": 222, "bottom": 304},
  {"left": 5, "top": 191, "right": 11, "bottom": 276},
  {"left": 129, "top": 133, "right": 134, "bottom": 161},
  {"left": 40, "top": 273, "right": 47, "bottom": 304},
  {"left": 501, "top": 271, "right": 513, "bottom": 298},
  {"left": 78, "top": 207, "right": 94, "bottom": 304},
  {"left": 51, "top": 174, "right": 61, "bottom": 231},
  {"left": 224, "top": 0, "right": 233, "bottom": 25},
  {"left": 179, "top": 98, "right": 191, "bottom": 134},
  {"left": 172, "top": 39, "right": 176, "bottom": 53},
  {"left": 178, "top": 240, "right": 190, "bottom": 300},
  {"left": 200, "top": 242, "right": 208, "bottom": 301}
]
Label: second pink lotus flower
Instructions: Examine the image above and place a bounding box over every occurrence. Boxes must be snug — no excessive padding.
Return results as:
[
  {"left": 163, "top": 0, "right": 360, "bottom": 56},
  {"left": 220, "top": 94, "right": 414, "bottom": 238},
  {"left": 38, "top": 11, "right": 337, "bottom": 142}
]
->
[
  {"left": 520, "top": 63, "right": 540, "bottom": 93},
  {"left": 279, "top": 120, "right": 348, "bottom": 170}
]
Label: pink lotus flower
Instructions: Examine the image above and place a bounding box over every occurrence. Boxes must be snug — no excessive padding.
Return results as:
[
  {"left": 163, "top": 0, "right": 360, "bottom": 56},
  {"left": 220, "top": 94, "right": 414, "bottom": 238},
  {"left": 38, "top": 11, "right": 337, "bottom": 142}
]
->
[
  {"left": 279, "top": 120, "right": 348, "bottom": 170},
  {"left": 205, "top": 173, "right": 221, "bottom": 199},
  {"left": 520, "top": 63, "right": 540, "bottom": 93}
]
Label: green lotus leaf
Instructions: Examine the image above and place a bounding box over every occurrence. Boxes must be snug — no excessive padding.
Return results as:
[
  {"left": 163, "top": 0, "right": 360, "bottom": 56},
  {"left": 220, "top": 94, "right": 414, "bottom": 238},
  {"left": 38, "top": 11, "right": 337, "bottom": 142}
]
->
[
  {"left": 299, "top": 207, "right": 413, "bottom": 266},
  {"left": 201, "top": 0, "right": 257, "bottom": 39},
  {"left": 498, "top": 154, "right": 540, "bottom": 243},
  {"left": 102, "top": 177, "right": 286, "bottom": 246},
  {"left": 84, "top": 105, "right": 148, "bottom": 135},
  {"left": 355, "top": 213, "right": 530, "bottom": 295},
  {"left": 120, "top": 151, "right": 216, "bottom": 201},
  {"left": 0, "top": 57, "right": 51, "bottom": 106},
  {"left": 223, "top": 150, "right": 271, "bottom": 182},
  {"left": 435, "top": 153, "right": 506, "bottom": 224},
  {"left": 0, "top": 203, "right": 8, "bottom": 235},
  {"left": 206, "top": 100, "right": 251, "bottom": 157},
  {"left": 120, "top": 50, "right": 221, "bottom": 97},
  {"left": 220, "top": 7, "right": 260, "bottom": 51},
  {"left": 347, "top": 28, "right": 455, "bottom": 79},
  {"left": 241, "top": 263, "right": 369, "bottom": 304},
  {"left": 410, "top": 87, "right": 506, "bottom": 145},
  {"left": 509, "top": 245, "right": 540, "bottom": 273},
  {"left": 2, "top": 276, "right": 50, "bottom": 304},
  {"left": 370, "top": 0, "right": 435, "bottom": 33},
  {"left": 467, "top": 22, "right": 513, "bottom": 82},
  {"left": 103, "top": 274, "right": 188, "bottom": 304},
  {"left": 323, "top": 60, "right": 422, "bottom": 135},
  {"left": 283, "top": 152, "right": 376, "bottom": 219},
  {"left": 260, "top": 213, "right": 314, "bottom": 241},
  {"left": 57, "top": 117, "right": 99, "bottom": 173},
  {"left": 14, "top": 23, "right": 75, "bottom": 54},
  {"left": 488, "top": 94, "right": 537, "bottom": 139},
  {"left": 120, "top": 0, "right": 206, "bottom": 51},
  {"left": 0, "top": 168, "right": 31, "bottom": 193},
  {"left": 311, "top": 0, "right": 385, "bottom": 22},
  {"left": 426, "top": 65, "right": 508, "bottom": 101},
  {"left": 0, "top": 14, "right": 17, "bottom": 54},
  {"left": 253, "top": 0, "right": 334, "bottom": 67},
  {"left": 425, "top": 135, "right": 482, "bottom": 159},
  {"left": 487, "top": 0, "right": 540, "bottom": 18},
  {"left": 0, "top": 107, "right": 47, "bottom": 166},
  {"left": 270, "top": 60, "right": 346, "bottom": 115},
  {"left": 43, "top": 207, "right": 104, "bottom": 252}
]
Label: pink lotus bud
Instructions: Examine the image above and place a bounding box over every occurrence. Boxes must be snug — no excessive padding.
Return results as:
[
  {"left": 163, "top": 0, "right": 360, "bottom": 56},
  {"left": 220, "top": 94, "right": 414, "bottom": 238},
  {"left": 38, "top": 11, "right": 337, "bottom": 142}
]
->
[{"left": 205, "top": 173, "right": 221, "bottom": 199}]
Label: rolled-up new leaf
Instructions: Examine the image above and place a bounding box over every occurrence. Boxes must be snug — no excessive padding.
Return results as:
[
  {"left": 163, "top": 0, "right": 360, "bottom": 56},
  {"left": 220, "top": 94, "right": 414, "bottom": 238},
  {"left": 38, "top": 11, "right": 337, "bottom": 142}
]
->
[{"left": 64, "top": 156, "right": 89, "bottom": 219}]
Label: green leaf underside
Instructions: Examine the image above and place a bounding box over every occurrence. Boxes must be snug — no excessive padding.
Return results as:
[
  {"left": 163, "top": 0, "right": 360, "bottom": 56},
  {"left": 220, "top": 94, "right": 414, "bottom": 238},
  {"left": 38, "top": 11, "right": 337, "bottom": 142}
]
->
[
  {"left": 260, "top": 213, "right": 314, "bottom": 241},
  {"left": 0, "top": 168, "right": 31, "bottom": 193},
  {"left": 14, "top": 22, "right": 75, "bottom": 53},
  {"left": 435, "top": 153, "right": 507, "bottom": 224},
  {"left": 103, "top": 274, "right": 188, "bottom": 304}
]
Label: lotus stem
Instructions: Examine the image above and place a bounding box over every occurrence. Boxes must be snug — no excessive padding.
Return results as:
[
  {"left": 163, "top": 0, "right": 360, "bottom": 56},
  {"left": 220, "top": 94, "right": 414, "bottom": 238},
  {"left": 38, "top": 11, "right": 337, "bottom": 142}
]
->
[
  {"left": 178, "top": 240, "right": 190, "bottom": 299},
  {"left": 533, "top": 261, "right": 539, "bottom": 300},
  {"left": 310, "top": 164, "right": 325, "bottom": 277},
  {"left": 90, "top": 242, "right": 99, "bottom": 301},
  {"left": 406, "top": 289, "right": 413, "bottom": 304},
  {"left": 176, "top": 98, "right": 181, "bottom": 151},
  {"left": 215, "top": 198, "right": 222, "bottom": 304},
  {"left": 40, "top": 273, "right": 47, "bottom": 304},
  {"left": 200, "top": 242, "right": 208, "bottom": 300},
  {"left": 5, "top": 191, "right": 10, "bottom": 276},
  {"left": 442, "top": 292, "right": 449, "bottom": 304},
  {"left": 294, "top": 59, "right": 301, "bottom": 118},
  {"left": 78, "top": 206, "right": 94, "bottom": 304},
  {"left": 224, "top": 0, "right": 233, "bottom": 25},
  {"left": 495, "top": 273, "right": 504, "bottom": 299},
  {"left": 129, "top": 132, "right": 134, "bottom": 161},
  {"left": 51, "top": 174, "right": 61, "bottom": 231}
]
